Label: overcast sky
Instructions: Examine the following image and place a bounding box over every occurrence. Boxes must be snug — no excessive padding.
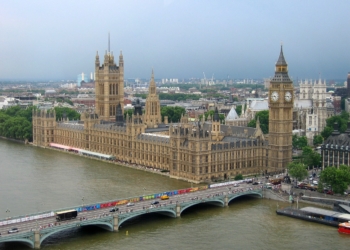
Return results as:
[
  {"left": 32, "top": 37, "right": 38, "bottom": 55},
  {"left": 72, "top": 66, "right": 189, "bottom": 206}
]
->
[{"left": 1, "top": 0, "right": 349, "bottom": 81}]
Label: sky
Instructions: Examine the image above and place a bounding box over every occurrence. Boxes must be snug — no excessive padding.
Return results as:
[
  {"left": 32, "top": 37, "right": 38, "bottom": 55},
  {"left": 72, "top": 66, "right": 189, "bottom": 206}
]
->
[{"left": 0, "top": 0, "right": 349, "bottom": 81}]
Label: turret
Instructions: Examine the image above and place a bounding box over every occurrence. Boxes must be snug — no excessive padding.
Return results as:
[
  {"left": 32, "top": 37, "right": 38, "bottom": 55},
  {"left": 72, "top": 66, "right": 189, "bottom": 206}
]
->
[
  {"left": 119, "top": 51, "right": 124, "bottom": 68},
  {"left": 95, "top": 51, "right": 100, "bottom": 69}
]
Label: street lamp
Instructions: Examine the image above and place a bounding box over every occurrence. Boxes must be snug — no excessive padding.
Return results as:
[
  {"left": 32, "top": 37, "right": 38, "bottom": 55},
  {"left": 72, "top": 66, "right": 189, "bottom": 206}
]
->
[
  {"left": 82, "top": 197, "right": 85, "bottom": 208},
  {"left": 143, "top": 188, "right": 146, "bottom": 196},
  {"left": 5, "top": 209, "right": 10, "bottom": 219}
]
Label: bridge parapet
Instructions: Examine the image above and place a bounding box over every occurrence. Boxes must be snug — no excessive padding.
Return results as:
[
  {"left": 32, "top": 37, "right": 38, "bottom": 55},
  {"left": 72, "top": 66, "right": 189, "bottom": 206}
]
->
[{"left": 0, "top": 186, "right": 262, "bottom": 249}]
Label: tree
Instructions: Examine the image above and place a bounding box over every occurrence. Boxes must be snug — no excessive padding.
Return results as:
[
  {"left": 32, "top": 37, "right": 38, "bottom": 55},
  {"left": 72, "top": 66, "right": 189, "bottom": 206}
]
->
[
  {"left": 235, "top": 105, "right": 242, "bottom": 116},
  {"left": 320, "top": 112, "right": 349, "bottom": 139},
  {"left": 234, "top": 174, "right": 243, "bottom": 180},
  {"left": 0, "top": 106, "right": 35, "bottom": 141},
  {"left": 247, "top": 110, "right": 269, "bottom": 134},
  {"left": 301, "top": 146, "right": 321, "bottom": 168},
  {"left": 292, "top": 135, "right": 308, "bottom": 149},
  {"left": 54, "top": 107, "right": 80, "bottom": 121},
  {"left": 124, "top": 109, "right": 134, "bottom": 119},
  {"left": 321, "top": 126, "right": 333, "bottom": 139},
  {"left": 313, "top": 135, "right": 323, "bottom": 146},
  {"left": 0, "top": 117, "right": 32, "bottom": 141},
  {"left": 160, "top": 106, "right": 186, "bottom": 123},
  {"left": 320, "top": 165, "right": 350, "bottom": 194},
  {"left": 287, "top": 162, "right": 308, "bottom": 182}
]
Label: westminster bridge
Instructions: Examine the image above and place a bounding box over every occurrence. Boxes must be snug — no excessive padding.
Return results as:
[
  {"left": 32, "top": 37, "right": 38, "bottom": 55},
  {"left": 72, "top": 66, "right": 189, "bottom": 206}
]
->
[{"left": 0, "top": 181, "right": 262, "bottom": 249}]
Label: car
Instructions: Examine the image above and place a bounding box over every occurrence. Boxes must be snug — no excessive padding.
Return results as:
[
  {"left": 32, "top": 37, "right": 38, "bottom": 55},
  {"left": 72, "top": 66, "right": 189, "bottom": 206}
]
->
[
  {"left": 8, "top": 228, "right": 19, "bottom": 234},
  {"left": 312, "top": 180, "right": 318, "bottom": 185},
  {"left": 252, "top": 182, "right": 259, "bottom": 185},
  {"left": 233, "top": 184, "right": 239, "bottom": 187},
  {"left": 109, "top": 207, "right": 119, "bottom": 212},
  {"left": 160, "top": 195, "right": 169, "bottom": 200},
  {"left": 151, "top": 201, "right": 160, "bottom": 205},
  {"left": 325, "top": 190, "right": 334, "bottom": 195},
  {"left": 126, "top": 202, "right": 135, "bottom": 207}
]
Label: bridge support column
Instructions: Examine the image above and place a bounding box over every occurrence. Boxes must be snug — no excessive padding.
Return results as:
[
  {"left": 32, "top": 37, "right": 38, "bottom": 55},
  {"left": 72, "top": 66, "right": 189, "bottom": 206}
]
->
[
  {"left": 34, "top": 231, "right": 41, "bottom": 249},
  {"left": 113, "top": 215, "right": 119, "bottom": 232},
  {"left": 224, "top": 196, "right": 228, "bottom": 207},
  {"left": 176, "top": 203, "right": 181, "bottom": 217}
]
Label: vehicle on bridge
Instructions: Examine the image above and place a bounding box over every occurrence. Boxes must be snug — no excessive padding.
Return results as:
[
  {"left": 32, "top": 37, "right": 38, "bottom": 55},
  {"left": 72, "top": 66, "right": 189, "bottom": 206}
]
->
[
  {"left": 8, "top": 228, "right": 19, "bottom": 234},
  {"left": 55, "top": 209, "right": 78, "bottom": 221},
  {"left": 161, "top": 194, "right": 169, "bottom": 200},
  {"left": 109, "top": 207, "right": 119, "bottom": 212}
]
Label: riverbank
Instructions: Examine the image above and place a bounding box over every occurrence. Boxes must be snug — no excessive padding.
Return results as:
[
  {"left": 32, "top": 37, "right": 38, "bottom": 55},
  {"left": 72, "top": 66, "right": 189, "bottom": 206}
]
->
[{"left": 0, "top": 136, "right": 26, "bottom": 144}]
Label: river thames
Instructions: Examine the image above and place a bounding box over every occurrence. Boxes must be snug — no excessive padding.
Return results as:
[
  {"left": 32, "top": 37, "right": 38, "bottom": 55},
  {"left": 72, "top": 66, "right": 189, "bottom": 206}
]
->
[{"left": 0, "top": 139, "right": 349, "bottom": 250}]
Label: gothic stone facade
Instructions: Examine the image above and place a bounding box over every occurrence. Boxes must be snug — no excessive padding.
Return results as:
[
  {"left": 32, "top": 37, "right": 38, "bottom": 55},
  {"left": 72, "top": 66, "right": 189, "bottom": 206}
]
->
[{"left": 32, "top": 47, "right": 293, "bottom": 182}]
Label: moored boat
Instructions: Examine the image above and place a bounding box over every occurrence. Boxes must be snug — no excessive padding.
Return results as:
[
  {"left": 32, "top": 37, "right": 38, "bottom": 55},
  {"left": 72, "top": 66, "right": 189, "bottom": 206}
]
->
[{"left": 338, "top": 221, "right": 350, "bottom": 234}]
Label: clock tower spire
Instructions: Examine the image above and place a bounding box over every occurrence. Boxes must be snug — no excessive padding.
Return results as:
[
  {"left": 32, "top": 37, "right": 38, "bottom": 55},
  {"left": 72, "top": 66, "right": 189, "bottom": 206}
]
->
[{"left": 268, "top": 45, "right": 294, "bottom": 174}]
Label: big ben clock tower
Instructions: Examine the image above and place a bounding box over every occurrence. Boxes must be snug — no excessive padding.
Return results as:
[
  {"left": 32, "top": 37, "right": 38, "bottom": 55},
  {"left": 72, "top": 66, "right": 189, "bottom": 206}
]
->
[{"left": 268, "top": 46, "right": 294, "bottom": 174}]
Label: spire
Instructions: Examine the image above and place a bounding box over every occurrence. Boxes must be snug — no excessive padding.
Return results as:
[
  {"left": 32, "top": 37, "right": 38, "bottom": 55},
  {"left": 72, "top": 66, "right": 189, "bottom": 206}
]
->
[
  {"left": 108, "top": 32, "right": 110, "bottom": 54},
  {"left": 271, "top": 45, "right": 291, "bottom": 83},
  {"left": 149, "top": 69, "right": 156, "bottom": 95},
  {"left": 276, "top": 45, "right": 287, "bottom": 66},
  {"left": 256, "top": 116, "right": 260, "bottom": 129}
]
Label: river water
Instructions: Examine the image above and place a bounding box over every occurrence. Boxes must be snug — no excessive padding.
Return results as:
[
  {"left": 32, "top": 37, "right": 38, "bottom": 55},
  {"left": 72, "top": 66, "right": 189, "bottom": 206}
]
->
[{"left": 0, "top": 139, "right": 348, "bottom": 250}]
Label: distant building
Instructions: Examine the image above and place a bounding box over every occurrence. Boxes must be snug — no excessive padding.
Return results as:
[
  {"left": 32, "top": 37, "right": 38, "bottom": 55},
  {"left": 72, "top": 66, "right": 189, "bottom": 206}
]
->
[
  {"left": 294, "top": 79, "right": 329, "bottom": 145},
  {"left": 333, "top": 96, "right": 341, "bottom": 114},
  {"left": 321, "top": 122, "right": 350, "bottom": 169},
  {"left": 45, "top": 89, "right": 56, "bottom": 97},
  {"left": 77, "top": 72, "right": 91, "bottom": 87}
]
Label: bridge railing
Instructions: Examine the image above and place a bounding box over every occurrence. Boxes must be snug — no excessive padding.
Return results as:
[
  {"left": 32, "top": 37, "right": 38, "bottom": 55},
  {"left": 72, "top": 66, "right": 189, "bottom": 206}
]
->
[
  {"left": 0, "top": 182, "right": 261, "bottom": 227},
  {"left": 0, "top": 185, "right": 210, "bottom": 227}
]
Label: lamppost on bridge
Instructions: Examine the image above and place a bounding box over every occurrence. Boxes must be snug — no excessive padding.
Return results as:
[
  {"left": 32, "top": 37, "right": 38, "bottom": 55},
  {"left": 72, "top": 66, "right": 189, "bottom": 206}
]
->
[{"left": 5, "top": 209, "right": 10, "bottom": 219}]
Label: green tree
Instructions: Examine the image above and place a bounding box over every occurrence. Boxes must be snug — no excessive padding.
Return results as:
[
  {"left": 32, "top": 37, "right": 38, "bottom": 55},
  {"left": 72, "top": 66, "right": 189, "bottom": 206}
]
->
[
  {"left": 54, "top": 107, "right": 80, "bottom": 121},
  {"left": 321, "top": 126, "right": 333, "bottom": 139},
  {"left": 301, "top": 146, "right": 321, "bottom": 168},
  {"left": 160, "top": 106, "right": 186, "bottom": 123},
  {"left": 321, "top": 112, "right": 349, "bottom": 139},
  {"left": 235, "top": 105, "right": 242, "bottom": 116},
  {"left": 247, "top": 110, "right": 269, "bottom": 134},
  {"left": 298, "top": 136, "right": 308, "bottom": 149},
  {"left": 320, "top": 165, "right": 350, "bottom": 194},
  {"left": 287, "top": 162, "right": 308, "bottom": 181},
  {"left": 234, "top": 174, "right": 243, "bottom": 180},
  {"left": 0, "top": 117, "right": 32, "bottom": 141},
  {"left": 124, "top": 109, "right": 134, "bottom": 119},
  {"left": 313, "top": 135, "right": 323, "bottom": 145}
]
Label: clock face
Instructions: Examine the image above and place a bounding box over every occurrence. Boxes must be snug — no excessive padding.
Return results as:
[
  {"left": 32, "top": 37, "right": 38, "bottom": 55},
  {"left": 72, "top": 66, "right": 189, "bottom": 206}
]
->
[
  {"left": 285, "top": 91, "right": 292, "bottom": 102},
  {"left": 271, "top": 91, "right": 279, "bottom": 102}
]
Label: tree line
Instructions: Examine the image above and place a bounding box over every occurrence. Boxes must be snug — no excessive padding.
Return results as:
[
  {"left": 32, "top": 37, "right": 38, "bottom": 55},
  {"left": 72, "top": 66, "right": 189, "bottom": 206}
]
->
[{"left": 0, "top": 106, "right": 80, "bottom": 142}]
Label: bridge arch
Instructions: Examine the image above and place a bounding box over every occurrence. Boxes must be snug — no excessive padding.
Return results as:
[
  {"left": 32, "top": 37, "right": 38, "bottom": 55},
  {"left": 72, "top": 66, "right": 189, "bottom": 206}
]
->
[
  {"left": 0, "top": 238, "right": 34, "bottom": 249},
  {"left": 40, "top": 221, "right": 114, "bottom": 244},
  {"left": 227, "top": 192, "right": 262, "bottom": 204},
  {"left": 180, "top": 199, "right": 224, "bottom": 215},
  {"left": 118, "top": 209, "right": 176, "bottom": 228}
]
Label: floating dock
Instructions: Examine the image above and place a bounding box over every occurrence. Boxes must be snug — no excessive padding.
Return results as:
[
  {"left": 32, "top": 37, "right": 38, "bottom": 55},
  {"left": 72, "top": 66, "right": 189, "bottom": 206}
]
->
[{"left": 276, "top": 206, "right": 350, "bottom": 227}]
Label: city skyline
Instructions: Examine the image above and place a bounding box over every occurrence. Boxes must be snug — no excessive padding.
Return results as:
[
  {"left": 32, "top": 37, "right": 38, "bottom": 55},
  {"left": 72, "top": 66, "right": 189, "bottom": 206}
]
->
[{"left": 1, "top": 0, "right": 349, "bottom": 81}]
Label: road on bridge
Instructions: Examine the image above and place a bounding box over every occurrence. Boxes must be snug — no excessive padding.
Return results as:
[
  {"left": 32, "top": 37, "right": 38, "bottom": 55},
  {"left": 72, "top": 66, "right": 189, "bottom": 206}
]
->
[{"left": 0, "top": 181, "right": 262, "bottom": 238}]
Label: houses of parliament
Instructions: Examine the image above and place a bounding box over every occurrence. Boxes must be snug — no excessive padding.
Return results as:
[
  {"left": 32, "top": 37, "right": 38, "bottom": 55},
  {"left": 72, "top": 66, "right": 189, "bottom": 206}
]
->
[{"left": 32, "top": 46, "right": 294, "bottom": 183}]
